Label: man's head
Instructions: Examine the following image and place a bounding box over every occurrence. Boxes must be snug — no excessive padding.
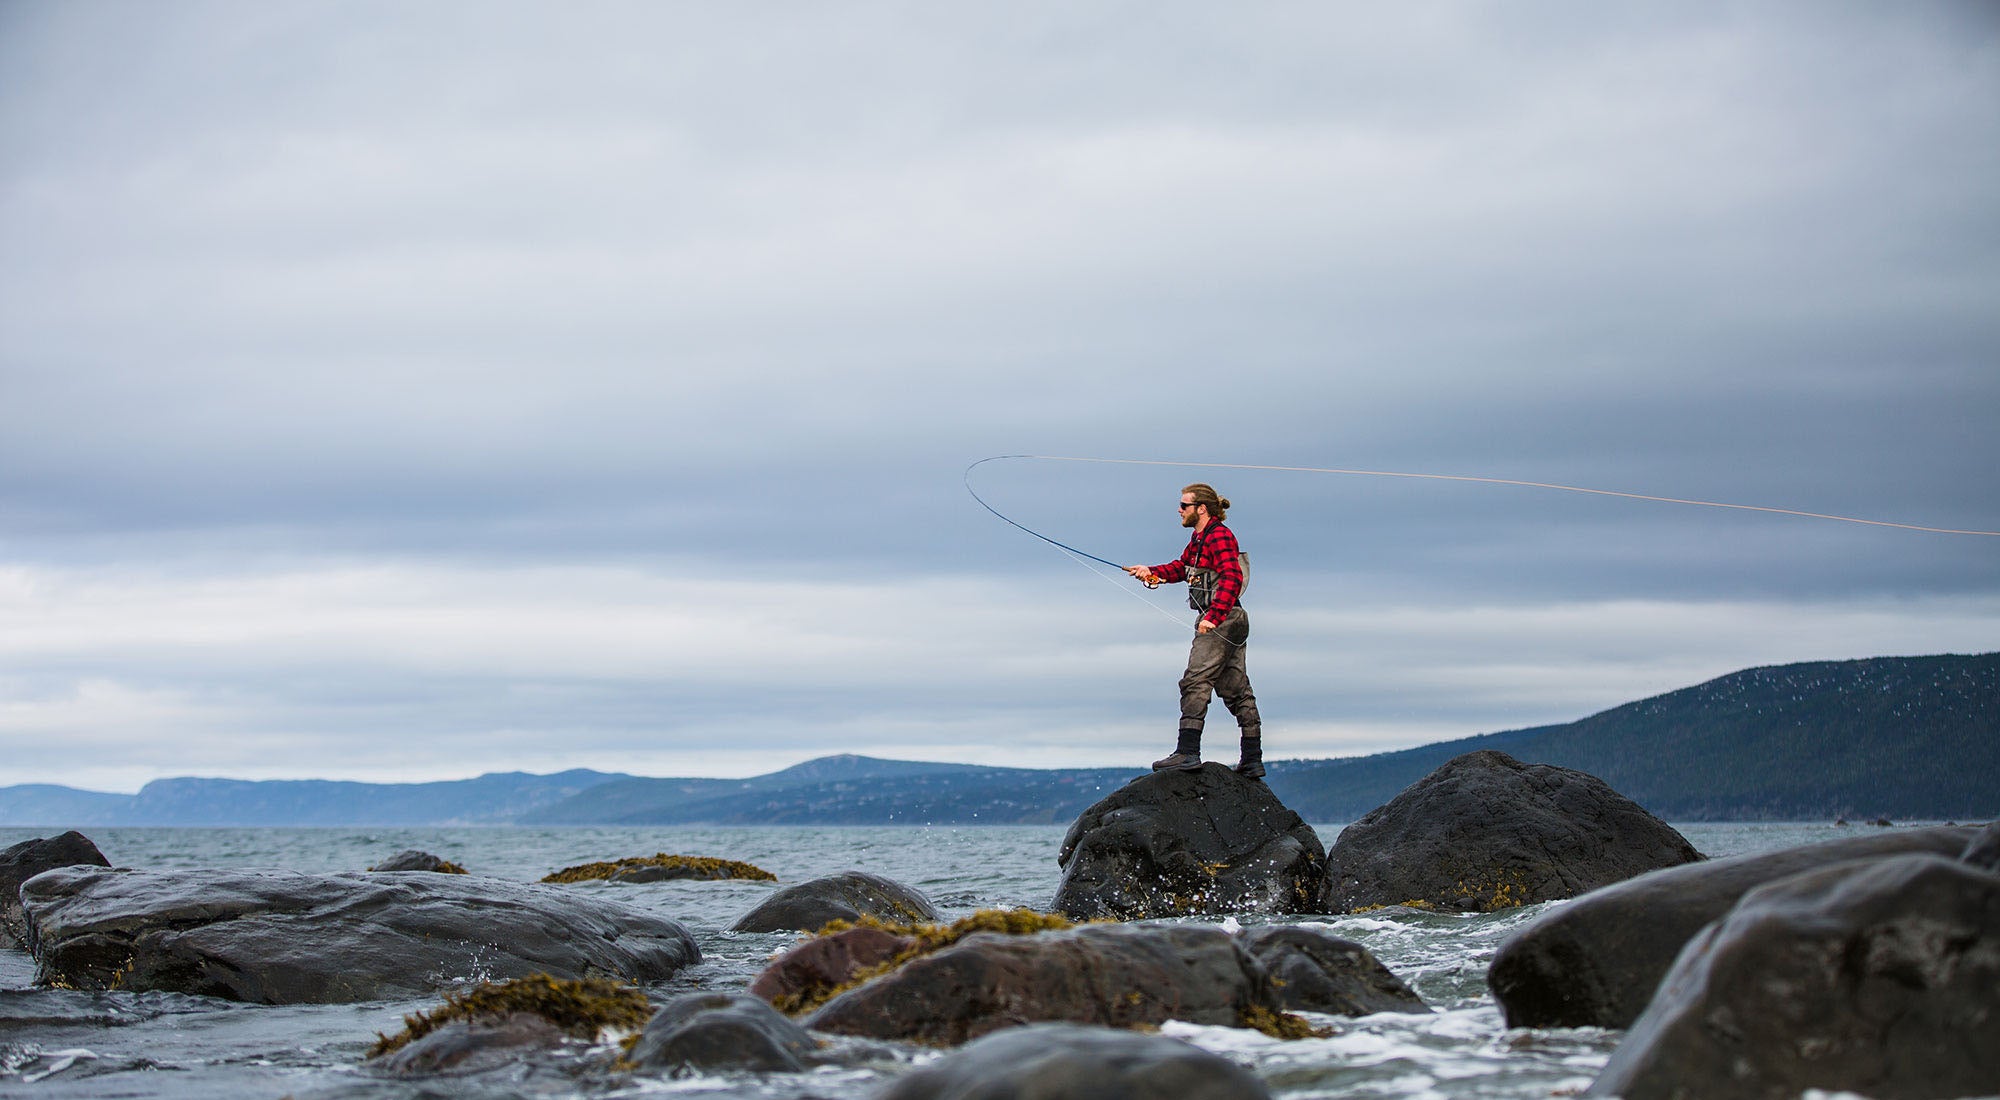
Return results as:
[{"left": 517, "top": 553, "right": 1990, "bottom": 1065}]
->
[{"left": 1180, "top": 483, "right": 1229, "bottom": 527}]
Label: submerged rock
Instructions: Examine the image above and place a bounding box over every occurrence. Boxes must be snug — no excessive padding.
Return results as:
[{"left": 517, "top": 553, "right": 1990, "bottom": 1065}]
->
[
  {"left": 1051, "top": 764, "right": 1324, "bottom": 920},
  {"left": 878, "top": 1022, "right": 1271, "bottom": 1100},
  {"left": 804, "top": 921, "right": 1283, "bottom": 1046},
  {"left": 728, "top": 870, "right": 939, "bottom": 932},
  {"left": 1586, "top": 853, "right": 2000, "bottom": 1100},
  {"left": 626, "top": 992, "right": 820, "bottom": 1075},
  {"left": 1236, "top": 926, "right": 1427, "bottom": 1016},
  {"left": 23, "top": 867, "right": 700, "bottom": 1004},
  {"left": 1488, "top": 824, "right": 1978, "bottom": 1029},
  {"left": 1323, "top": 750, "right": 1699, "bottom": 913},
  {"left": 1, "top": 831, "right": 110, "bottom": 949},
  {"left": 1961, "top": 820, "right": 2000, "bottom": 873},
  {"left": 370, "top": 1013, "right": 571, "bottom": 1076},
  {"left": 368, "top": 850, "right": 467, "bottom": 874}
]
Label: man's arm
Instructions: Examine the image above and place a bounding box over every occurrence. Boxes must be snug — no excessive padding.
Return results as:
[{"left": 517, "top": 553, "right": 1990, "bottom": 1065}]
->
[{"left": 1128, "top": 557, "right": 1189, "bottom": 585}]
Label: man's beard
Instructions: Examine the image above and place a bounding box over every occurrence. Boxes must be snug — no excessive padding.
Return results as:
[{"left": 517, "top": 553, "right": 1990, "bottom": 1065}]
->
[{"left": 1182, "top": 512, "right": 1198, "bottom": 528}]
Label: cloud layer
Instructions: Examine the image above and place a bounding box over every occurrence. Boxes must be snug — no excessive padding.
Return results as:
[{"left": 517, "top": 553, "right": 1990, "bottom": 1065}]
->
[{"left": 3, "top": 2, "right": 1995, "bottom": 788}]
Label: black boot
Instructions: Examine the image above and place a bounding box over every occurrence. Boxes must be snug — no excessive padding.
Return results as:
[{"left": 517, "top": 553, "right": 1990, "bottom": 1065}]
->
[
  {"left": 1234, "top": 732, "right": 1265, "bottom": 780},
  {"left": 1152, "top": 728, "right": 1204, "bottom": 771}
]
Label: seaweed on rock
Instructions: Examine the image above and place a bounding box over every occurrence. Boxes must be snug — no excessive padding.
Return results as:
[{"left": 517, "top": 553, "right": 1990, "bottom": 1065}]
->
[{"left": 541, "top": 853, "right": 776, "bottom": 884}]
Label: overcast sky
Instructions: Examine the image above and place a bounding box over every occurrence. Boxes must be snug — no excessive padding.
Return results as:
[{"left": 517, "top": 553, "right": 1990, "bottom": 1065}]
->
[{"left": 3, "top": 1, "right": 1996, "bottom": 792}]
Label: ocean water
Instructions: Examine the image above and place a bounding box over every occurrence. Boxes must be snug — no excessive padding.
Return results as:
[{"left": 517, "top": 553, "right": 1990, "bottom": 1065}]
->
[{"left": 0, "top": 821, "right": 1868, "bottom": 1099}]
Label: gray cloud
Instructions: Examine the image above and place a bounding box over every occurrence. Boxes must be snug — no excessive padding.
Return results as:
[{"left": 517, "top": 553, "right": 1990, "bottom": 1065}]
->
[{"left": 2, "top": 2, "right": 1995, "bottom": 786}]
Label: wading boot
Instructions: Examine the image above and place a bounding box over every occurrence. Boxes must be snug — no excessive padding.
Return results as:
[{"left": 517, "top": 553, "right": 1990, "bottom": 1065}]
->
[
  {"left": 1234, "top": 733, "right": 1265, "bottom": 780},
  {"left": 1153, "top": 729, "right": 1204, "bottom": 771}
]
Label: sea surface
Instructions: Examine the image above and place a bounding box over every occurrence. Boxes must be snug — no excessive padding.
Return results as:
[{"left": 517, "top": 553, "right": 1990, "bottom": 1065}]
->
[{"left": 0, "top": 822, "right": 1887, "bottom": 1099}]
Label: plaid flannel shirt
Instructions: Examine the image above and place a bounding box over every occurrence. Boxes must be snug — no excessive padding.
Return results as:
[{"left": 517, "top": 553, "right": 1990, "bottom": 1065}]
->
[{"left": 1150, "top": 521, "right": 1244, "bottom": 627}]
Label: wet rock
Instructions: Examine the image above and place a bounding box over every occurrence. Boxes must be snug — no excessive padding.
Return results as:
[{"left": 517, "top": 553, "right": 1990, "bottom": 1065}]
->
[
  {"left": 22, "top": 867, "right": 700, "bottom": 1004},
  {"left": 1488, "top": 824, "right": 1977, "bottom": 1029},
  {"left": 805, "top": 922, "right": 1279, "bottom": 1046},
  {"left": 1586, "top": 854, "right": 2000, "bottom": 1100},
  {"left": 367, "top": 850, "right": 466, "bottom": 874},
  {"left": 370, "top": 1013, "right": 570, "bottom": 1076},
  {"left": 1236, "top": 926, "right": 1427, "bottom": 1016},
  {"left": 748, "top": 924, "right": 917, "bottom": 1011},
  {"left": 1, "top": 832, "right": 110, "bottom": 949},
  {"left": 1323, "top": 750, "right": 1699, "bottom": 914},
  {"left": 626, "top": 992, "right": 819, "bottom": 1074},
  {"left": 1051, "top": 764, "right": 1324, "bottom": 920},
  {"left": 543, "top": 853, "right": 774, "bottom": 885},
  {"left": 1961, "top": 820, "right": 2000, "bottom": 873},
  {"left": 878, "top": 1022, "right": 1271, "bottom": 1100},
  {"left": 728, "top": 871, "right": 939, "bottom": 933}
]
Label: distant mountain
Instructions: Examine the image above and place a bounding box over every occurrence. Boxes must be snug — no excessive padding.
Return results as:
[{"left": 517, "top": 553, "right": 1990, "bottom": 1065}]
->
[
  {"left": 0, "top": 784, "right": 132, "bottom": 826},
  {"left": 0, "top": 769, "right": 635, "bottom": 827},
  {"left": 519, "top": 757, "right": 1143, "bottom": 826},
  {"left": 1265, "top": 652, "right": 1999, "bottom": 821},
  {"left": 4, "top": 653, "right": 1991, "bottom": 827}
]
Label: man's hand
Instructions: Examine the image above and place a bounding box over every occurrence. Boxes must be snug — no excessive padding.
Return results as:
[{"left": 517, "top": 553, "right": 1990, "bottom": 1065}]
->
[
  {"left": 1125, "top": 565, "right": 1159, "bottom": 588},
  {"left": 1197, "top": 618, "right": 1216, "bottom": 634}
]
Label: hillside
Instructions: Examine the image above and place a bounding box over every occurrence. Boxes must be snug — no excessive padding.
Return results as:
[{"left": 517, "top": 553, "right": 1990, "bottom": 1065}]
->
[
  {"left": 1266, "top": 652, "right": 1998, "bottom": 821},
  {"left": 3, "top": 653, "right": 1992, "bottom": 826}
]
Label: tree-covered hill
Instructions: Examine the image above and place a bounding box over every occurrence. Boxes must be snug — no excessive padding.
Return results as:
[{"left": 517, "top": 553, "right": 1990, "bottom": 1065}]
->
[{"left": 1266, "top": 652, "right": 1998, "bottom": 821}]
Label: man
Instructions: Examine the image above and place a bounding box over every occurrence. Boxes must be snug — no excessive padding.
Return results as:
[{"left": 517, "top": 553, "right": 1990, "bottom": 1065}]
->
[{"left": 1124, "top": 483, "right": 1263, "bottom": 778}]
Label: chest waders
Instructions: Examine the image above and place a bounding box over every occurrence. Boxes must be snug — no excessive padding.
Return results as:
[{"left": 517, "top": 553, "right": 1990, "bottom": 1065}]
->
[{"left": 1153, "top": 531, "right": 1262, "bottom": 779}]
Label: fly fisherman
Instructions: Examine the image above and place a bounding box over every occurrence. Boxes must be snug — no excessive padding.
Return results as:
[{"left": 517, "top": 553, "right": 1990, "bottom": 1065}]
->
[{"left": 1124, "top": 483, "right": 1263, "bottom": 778}]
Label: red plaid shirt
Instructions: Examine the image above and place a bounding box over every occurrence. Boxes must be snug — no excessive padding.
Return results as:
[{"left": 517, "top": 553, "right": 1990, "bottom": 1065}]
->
[{"left": 1150, "top": 521, "right": 1244, "bottom": 627}]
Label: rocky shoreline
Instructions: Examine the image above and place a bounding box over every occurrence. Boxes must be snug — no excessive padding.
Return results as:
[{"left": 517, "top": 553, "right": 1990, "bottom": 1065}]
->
[{"left": 5, "top": 750, "right": 1995, "bottom": 1099}]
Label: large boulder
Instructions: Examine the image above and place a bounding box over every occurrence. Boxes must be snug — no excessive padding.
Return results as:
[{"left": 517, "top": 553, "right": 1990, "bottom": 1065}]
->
[
  {"left": 21, "top": 867, "right": 700, "bottom": 1004},
  {"left": 1052, "top": 764, "right": 1324, "bottom": 920},
  {"left": 1489, "top": 824, "right": 1978, "bottom": 1029},
  {"left": 1322, "top": 750, "right": 1699, "bottom": 913},
  {"left": 878, "top": 1022, "right": 1271, "bottom": 1100},
  {"left": 1236, "top": 926, "right": 1427, "bottom": 1016},
  {"left": 804, "top": 922, "right": 1280, "bottom": 1046},
  {"left": 728, "top": 870, "right": 938, "bottom": 933},
  {"left": 626, "top": 992, "right": 820, "bottom": 1075},
  {"left": 1586, "top": 854, "right": 2000, "bottom": 1100},
  {"left": 748, "top": 924, "right": 917, "bottom": 1011},
  {"left": 1, "top": 831, "right": 110, "bottom": 949}
]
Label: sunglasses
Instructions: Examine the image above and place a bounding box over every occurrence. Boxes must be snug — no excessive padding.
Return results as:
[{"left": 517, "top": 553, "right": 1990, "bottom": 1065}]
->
[{"left": 1178, "top": 501, "right": 1198, "bottom": 510}]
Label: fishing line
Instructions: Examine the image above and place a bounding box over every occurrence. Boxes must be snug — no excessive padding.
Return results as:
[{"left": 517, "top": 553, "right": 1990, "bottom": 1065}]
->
[{"left": 965, "top": 453, "right": 2000, "bottom": 543}]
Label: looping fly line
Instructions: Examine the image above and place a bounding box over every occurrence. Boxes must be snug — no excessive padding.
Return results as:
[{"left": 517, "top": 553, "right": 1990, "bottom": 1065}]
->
[{"left": 963, "top": 454, "right": 2000, "bottom": 565}]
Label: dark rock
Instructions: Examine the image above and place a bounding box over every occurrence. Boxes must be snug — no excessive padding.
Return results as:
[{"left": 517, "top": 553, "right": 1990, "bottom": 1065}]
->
[
  {"left": 1489, "top": 824, "right": 1977, "bottom": 1029},
  {"left": 1587, "top": 854, "right": 2000, "bottom": 1100},
  {"left": 370, "top": 1013, "right": 570, "bottom": 1076},
  {"left": 1051, "top": 764, "right": 1324, "bottom": 920},
  {"left": 805, "top": 922, "right": 1278, "bottom": 1046},
  {"left": 1962, "top": 820, "right": 2000, "bottom": 872},
  {"left": 1323, "top": 750, "right": 1699, "bottom": 913},
  {"left": 21, "top": 866, "right": 699, "bottom": 1004},
  {"left": 626, "top": 992, "right": 819, "bottom": 1074},
  {"left": 368, "top": 850, "right": 466, "bottom": 874},
  {"left": 878, "top": 1022, "right": 1271, "bottom": 1100},
  {"left": 1, "top": 831, "right": 110, "bottom": 949},
  {"left": 1236, "top": 926, "right": 1427, "bottom": 1016},
  {"left": 748, "top": 924, "right": 916, "bottom": 1010},
  {"left": 728, "top": 870, "right": 938, "bottom": 933}
]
